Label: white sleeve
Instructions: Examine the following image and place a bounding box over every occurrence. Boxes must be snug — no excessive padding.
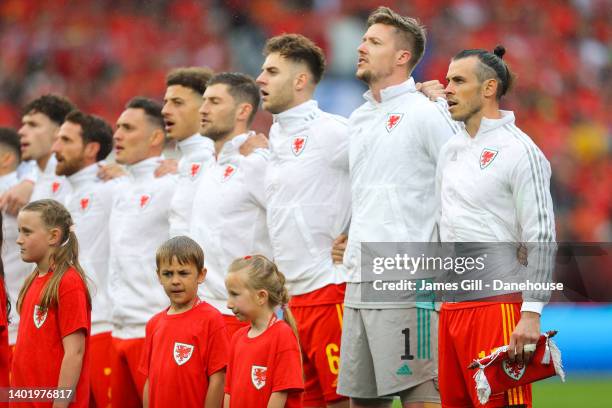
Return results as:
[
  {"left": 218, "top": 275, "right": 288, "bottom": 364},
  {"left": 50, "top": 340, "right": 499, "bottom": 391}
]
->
[
  {"left": 321, "top": 118, "right": 350, "bottom": 171},
  {"left": 245, "top": 150, "right": 270, "bottom": 209},
  {"left": 418, "top": 101, "right": 459, "bottom": 164},
  {"left": 510, "top": 144, "right": 556, "bottom": 310}
]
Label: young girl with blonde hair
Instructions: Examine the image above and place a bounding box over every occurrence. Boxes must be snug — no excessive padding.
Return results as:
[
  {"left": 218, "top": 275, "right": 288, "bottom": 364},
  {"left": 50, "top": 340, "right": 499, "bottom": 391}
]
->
[
  {"left": 224, "top": 255, "right": 303, "bottom": 408},
  {"left": 12, "top": 199, "right": 91, "bottom": 407}
]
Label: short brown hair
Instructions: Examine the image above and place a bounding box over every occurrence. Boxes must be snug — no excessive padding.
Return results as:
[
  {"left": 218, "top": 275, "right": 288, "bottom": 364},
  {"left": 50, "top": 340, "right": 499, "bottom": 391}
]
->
[
  {"left": 23, "top": 94, "right": 75, "bottom": 126},
  {"left": 166, "top": 67, "right": 214, "bottom": 95},
  {"left": 263, "top": 34, "right": 326, "bottom": 84},
  {"left": 367, "top": 6, "right": 426, "bottom": 70},
  {"left": 65, "top": 111, "right": 113, "bottom": 161},
  {"left": 156, "top": 236, "right": 204, "bottom": 273},
  {"left": 207, "top": 72, "right": 260, "bottom": 125}
]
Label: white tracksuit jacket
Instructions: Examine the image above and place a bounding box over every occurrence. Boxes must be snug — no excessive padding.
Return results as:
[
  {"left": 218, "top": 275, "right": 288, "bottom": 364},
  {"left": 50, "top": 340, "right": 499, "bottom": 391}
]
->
[
  {"left": 30, "top": 155, "right": 71, "bottom": 203},
  {"left": 169, "top": 134, "right": 215, "bottom": 238},
  {"left": 109, "top": 157, "right": 177, "bottom": 338},
  {"left": 343, "top": 78, "right": 458, "bottom": 294},
  {"left": 266, "top": 100, "right": 351, "bottom": 295},
  {"left": 190, "top": 133, "right": 272, "bottom": 314},
  {"left": 0, "top": 171, "right": 32, "bottom": 344},
  {"left": 436, "top": 111, "right": 555, "bottom": 314},
  {"left": 64, "top": 163, "right": 116, "bottom": 335}
]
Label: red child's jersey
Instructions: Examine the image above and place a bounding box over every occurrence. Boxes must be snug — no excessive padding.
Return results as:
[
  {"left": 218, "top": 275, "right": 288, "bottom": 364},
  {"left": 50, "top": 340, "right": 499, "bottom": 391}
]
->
[
  {"left": 0, "top": 278, "right": 9, "bottom": 387},
  {"left": 139, "top": 300, "right": 230, "bottom": 408},
  {"left": 225, "top": 320, "right": 303, "bottom": 407},
  {"left": 11, "top": 268, "right": 91, "bottom": 407}
]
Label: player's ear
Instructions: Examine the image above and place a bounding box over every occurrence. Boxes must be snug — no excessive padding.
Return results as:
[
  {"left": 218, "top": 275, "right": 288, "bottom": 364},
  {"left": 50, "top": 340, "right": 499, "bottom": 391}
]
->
[
  {"left": 236, "top": 103, "right": 253, "bottom": 124},
  {"left": 483, "top": 78, "right": 498, "bottom": 99},
  {"left": 294, "top": 71, "right": 308, "bottom": 92},
  {"left": 198, "top": 267, "right": 207, "bottom": 283},
  {"left": 84, "top": 141, "right": 100, "bottom": 162},
  {"left": 48, "top": 226, "right": 62, "bottom": 247},
  {"left": 150, "top": 128, "right": 165, "bottom": 148},
  {"left": 256, "top": 289, "right": 268, "bottom": 306},
  {"left": 396, "top": 49, "right": 411, "bottom": 69}
]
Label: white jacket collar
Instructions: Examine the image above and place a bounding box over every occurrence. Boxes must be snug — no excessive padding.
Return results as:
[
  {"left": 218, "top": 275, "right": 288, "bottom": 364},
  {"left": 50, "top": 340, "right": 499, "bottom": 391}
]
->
[
  {"left": 126, "top": 156, "right": 161, "bottom": 180},
  {"left": 476, "top": 110, "right": 516, "bottom": 136},
  {"left": 177, "top": 134, "right": 214, "bottom": 157},
  {"left": 363, "top": 77, "right": 417, "bottom": 104},
  {"left": 67, "top": 163, "right": 99, "bottom": 189},
  {"left": 273, "top": 100, "right": 319, "bottom": 131},
  {"left": 39, "top": 155, "right": 58, "bottom": 175}
]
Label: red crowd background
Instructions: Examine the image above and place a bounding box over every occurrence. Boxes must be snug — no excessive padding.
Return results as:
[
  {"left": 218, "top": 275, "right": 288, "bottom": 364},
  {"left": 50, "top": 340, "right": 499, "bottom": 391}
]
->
[{"left": 0, "top": 0, "right": 609, "bottom": 242}]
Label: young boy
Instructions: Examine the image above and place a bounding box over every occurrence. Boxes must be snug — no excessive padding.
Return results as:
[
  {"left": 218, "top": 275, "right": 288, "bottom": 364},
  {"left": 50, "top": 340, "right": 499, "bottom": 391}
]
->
[{"left": 140, "top": 236, "right": 229, "bottom": 408}]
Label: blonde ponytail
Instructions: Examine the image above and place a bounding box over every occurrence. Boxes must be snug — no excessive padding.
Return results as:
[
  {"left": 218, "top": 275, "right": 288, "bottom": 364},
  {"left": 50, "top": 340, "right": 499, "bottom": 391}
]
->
[{"left": 228, "top": 255, "right": 300, "bottom": 341}]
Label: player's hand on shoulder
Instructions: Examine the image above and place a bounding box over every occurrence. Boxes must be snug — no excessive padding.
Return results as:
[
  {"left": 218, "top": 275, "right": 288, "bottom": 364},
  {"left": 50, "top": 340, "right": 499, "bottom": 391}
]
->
[
  {"left": 0, "top": 179, "right": 33, "bottom": 216},
  {"left": 97, "top": 162, "right": 126, "bottom": 181},
  {"left": 240, "top": 132, "right": 269, "bottom": 156},
  {"left": 154, "top": 158, "right": 178, "bottom": 178},
  {"left": 331, "top": 233, "right": 348, "bottom": 264},
  {"left": 416, "top": 80, "right": 446, "bottom": 101}
]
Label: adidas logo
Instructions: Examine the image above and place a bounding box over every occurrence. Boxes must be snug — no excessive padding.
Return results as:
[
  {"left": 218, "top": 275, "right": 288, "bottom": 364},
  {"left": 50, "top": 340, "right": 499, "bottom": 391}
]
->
[{"left": 396, "top": 364, "right": 413, "bottom": 376}]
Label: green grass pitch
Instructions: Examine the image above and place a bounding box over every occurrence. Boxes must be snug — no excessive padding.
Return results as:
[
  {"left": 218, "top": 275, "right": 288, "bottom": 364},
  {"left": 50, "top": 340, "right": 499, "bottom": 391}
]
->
[{"left": 389, "top": 376, "right": 612, "bottom": 407}]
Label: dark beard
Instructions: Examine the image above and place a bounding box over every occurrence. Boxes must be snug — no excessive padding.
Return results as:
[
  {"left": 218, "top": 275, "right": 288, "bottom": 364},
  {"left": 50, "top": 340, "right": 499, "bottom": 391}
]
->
[{"left": 56, "top": 158, "right": 84, "bottom": 177}]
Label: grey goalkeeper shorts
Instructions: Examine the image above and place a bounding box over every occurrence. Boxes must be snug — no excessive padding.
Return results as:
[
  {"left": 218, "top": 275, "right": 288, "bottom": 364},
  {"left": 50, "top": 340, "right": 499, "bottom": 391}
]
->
[{"left": 337, "top": 307, "right": 440, "bottom": 401}]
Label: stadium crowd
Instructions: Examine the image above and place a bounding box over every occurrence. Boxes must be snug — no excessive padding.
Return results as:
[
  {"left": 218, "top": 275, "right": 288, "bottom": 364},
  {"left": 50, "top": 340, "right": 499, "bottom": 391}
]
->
[
  {"left": 0, "top": 2, "right": 607, "bottom": 408},
  {"left": 0, "top": 0, "right": 609, "bottom": 242}
]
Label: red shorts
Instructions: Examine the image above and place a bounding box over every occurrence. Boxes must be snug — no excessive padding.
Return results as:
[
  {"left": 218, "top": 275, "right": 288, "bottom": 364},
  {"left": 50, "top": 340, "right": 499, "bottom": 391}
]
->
[
  {"left": 439, "top": 302, "right": 531, "bottom": 408},
  {"left": 90, "top": 332, "right": 112, "bottom": 408},
  {"left": 111, "top": 337, "right": 146, "bottom": 408},
  {"left": 223, "top": 314, "right": 249, "bottom": 339},
  {"left": 290, "top": 284, "right": 348, "bottom": 406}
]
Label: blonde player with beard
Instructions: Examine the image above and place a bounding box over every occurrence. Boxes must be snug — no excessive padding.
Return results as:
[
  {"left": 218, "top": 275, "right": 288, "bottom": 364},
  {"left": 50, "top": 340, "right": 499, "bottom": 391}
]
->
[{"left": 337, "top": 7, "right": 458, "bottom": 408}]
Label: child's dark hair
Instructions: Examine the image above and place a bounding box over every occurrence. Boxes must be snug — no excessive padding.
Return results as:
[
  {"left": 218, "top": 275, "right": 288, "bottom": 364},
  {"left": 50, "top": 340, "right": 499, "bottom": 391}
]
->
[
  {"left": 228, "top": 255, "right": 298, "bottom": 339},
  {"left": 452, "top": 45, "right": 514, "bottom": 100},
  {"left": 156, "top": 236, "right": 204, "bottom": 273},
  {"left": 16, "top": 199, "right": 91, "bottom": 313}
]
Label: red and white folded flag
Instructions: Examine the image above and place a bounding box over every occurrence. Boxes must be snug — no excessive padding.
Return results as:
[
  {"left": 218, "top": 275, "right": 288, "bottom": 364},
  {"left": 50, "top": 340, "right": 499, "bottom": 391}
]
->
[{"left": 468, "top": 331, "right": 565, "bottom": 405}]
